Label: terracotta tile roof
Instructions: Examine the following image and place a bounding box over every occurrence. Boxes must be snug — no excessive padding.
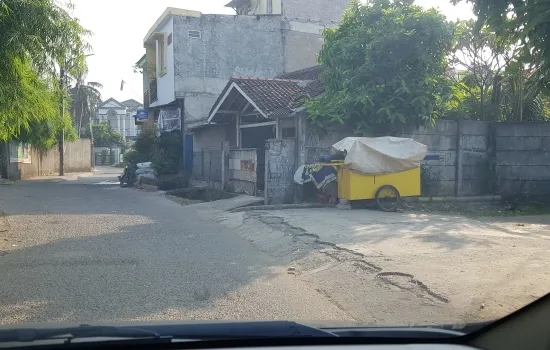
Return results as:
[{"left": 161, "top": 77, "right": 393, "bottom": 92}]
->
[
  {"left": 277, "top": 65, "right": 322, "bottom": 81},
  {"left": 209, "top": 66, "right": 325, "bottom": 121},
  {"left": 276, "top": 65, "right": 324, "bottom": 108},
  {"left": 230, "top": 77, "right": 308, "bottom": 117}
]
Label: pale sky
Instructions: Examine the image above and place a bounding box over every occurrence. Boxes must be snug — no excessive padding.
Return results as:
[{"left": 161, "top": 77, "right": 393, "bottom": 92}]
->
[{"left": 71, "top": 0, "right": 474, "bottom": 104}]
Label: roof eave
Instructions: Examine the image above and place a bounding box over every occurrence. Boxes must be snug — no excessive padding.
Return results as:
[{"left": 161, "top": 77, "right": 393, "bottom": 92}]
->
[
  {"left": 143, "top": 7, "right": 201, "bottom": 45},
  {"left": 208, "top": 82, "right": 269, "bottom": 123},
  {"left": 135, "top": 54, "right": 146, "bottom": 66}
]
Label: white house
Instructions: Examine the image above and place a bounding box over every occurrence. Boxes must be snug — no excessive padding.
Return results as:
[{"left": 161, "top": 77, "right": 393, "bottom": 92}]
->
[{"left": 94, "top": 98, "right": 143, "bottom": 139}]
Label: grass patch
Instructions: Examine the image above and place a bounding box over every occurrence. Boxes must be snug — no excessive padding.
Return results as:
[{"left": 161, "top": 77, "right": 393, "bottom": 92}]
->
[{"left": 406, "top": 201, "right": 550, "bottom": 219}]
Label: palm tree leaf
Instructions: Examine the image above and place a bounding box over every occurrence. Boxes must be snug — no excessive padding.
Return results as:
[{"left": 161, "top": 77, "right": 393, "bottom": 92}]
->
[{"left": 87, "top": 81, "right": 103, "bottom": 89}]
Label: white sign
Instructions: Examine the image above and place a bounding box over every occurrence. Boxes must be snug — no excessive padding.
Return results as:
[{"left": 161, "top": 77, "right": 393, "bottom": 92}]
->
[
  {"left": 158, "top": 108, "right": 181, "bottom": 133},
  {"left": 9, "top": 141, "right": 31, "bottom": 164}
]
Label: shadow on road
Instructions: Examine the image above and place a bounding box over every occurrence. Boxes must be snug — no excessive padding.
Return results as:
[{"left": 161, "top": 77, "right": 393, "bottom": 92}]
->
[{"left": 0, "top": 177, "right": 312, "bottom": 324}]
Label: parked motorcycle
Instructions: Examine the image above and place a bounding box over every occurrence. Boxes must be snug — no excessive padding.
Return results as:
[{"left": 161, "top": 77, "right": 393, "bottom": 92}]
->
[{"left": 119, "top": 162, "right": 137, "bottom": 187}]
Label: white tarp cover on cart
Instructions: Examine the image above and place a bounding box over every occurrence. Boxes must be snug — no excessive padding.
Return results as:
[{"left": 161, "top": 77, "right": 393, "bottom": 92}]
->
[{"left": 331, "top": 136, "right": 428, "bottom": 175}]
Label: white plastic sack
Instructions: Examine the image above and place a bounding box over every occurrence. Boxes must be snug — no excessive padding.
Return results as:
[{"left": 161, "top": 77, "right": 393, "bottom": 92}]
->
[
  {"left": 294, "top": 165, "right": 306, "bottom": 184},
  {"left": 135, "top": 167, "right": 155, "bottom": 176},
  {"left": 136, "top": 162, "right": 153, "bottom": 169},
  {"left": 136, "top": 173, "right": 157, "bottom": 183},
  {"left": 332, "top": 136, "right": 427, "bottom": 175}
]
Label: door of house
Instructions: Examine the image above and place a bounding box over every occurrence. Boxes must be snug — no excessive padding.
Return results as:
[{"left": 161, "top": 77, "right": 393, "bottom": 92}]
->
[{"left": 241, "top": 125, "right": 275, "bottom": 191}]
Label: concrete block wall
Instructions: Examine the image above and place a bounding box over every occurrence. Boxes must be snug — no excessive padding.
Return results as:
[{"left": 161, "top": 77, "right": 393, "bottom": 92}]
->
[
  {"left": 192, "top": 149, "right": 223, "bottom": 182},
  {"left": 302, "top": 122, "right": 349, "bottom": 164},
  {"left": 65, "top": 139, "right": 93, "bottom": 173},
  {"left": 265, "top": 139, "right": 296, "bottom": 204},
  {"left": 495, "top": 122, "right": 550, "bottom": 196},
  {"left": 458, "top": 120, "right": 492, "bottom": 196},
  {"left": 192, "top": 124, "right": 228, "bottom": 151},
  {"left": 7, "top": 139, "right": 92, "bottom": 180},
  {"left": 402, "top": 120, "right": 458, "bottom": 196}
]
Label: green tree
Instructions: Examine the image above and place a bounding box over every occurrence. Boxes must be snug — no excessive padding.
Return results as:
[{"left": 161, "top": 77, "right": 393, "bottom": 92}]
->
[
  {"left": 0, "top": 0, "right": 90, "bottom": 146},
  {"left": 306, "top": 0, "right": 455, "bottom": 135},
  {"left": 443, "top": 17, "right": 548, "bottom": 122},
  {"left": 449, "top": 20, "right": 515, "bottom": 120},
  {"left": 84, "top": 123, "right": 125, "bottom": 152},
  {"left": 70, "top": 70, "right": 103, "bottom": 137},
  {"left": 451, "top": 0, "right": 550, "bottom": 90},
  {"left": 498, "top": 65, "right": 550, "bottom": 122}
]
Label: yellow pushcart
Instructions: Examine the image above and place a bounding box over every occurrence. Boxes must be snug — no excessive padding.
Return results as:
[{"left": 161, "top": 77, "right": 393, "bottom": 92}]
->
[
  {"left": 335, "top": 162, "right": 421, "bottom": 211},
  {"left": 326, "top": 137, "right": 426, "bottom": 212}
]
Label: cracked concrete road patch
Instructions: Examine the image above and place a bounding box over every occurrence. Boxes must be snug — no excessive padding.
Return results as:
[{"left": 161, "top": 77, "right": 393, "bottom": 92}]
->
[
  {"left": 376, "top": 272, "right": 450, "bottom": 304},
  {"left": 219, "top": 208, "right": 550, "bottom": 325},
  {"left": 222, "top": 211, "right": 456, "bottom": 324}
]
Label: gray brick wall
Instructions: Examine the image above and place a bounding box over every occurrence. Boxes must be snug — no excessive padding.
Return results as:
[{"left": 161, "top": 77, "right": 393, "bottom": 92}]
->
[
  {"left": 402, "top": 120, "right": 458, "bottom": 196},
  {"left": 265, "top": 139, "right": 296, "bottom": 204},
  {"left": 458, "top": 120, "right": 492, "bottom": 196},
  {"left": 495, "top": 122, "right": 550, "bottom": 196}
]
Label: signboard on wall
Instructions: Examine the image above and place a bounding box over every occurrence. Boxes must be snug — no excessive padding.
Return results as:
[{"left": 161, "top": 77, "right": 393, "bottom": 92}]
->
[
  {"left": 135, "top": 108, "right": 148, "bottom": 123},
  {"left": 158, "top": 108, "right": 181, "bottom": 133},
  {"left": 9, "top": 141, "right": 31, "bottom": 163}
]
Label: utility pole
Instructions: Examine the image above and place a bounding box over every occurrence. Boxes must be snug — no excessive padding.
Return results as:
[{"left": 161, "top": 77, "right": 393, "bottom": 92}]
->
[
  {"left": 59, "top": 65, "right": 65, "bottom": 176},
  {"left": 90, "top": 115, "right": 95, "bottom": 169}
]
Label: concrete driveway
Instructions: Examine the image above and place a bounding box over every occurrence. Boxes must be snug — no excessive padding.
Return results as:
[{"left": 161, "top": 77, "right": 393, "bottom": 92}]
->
[{"left": 216, "top": 207, "right": 550, "bottom": 324}]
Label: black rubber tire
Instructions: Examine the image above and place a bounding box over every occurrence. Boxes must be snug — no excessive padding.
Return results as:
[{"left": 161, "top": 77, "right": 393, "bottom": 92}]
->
[
  {"left": 119, "top": 176, "right": 127, "bottom": 188},
  {"left": 375, "top": 185, "right": 400, "bottom": 212}
]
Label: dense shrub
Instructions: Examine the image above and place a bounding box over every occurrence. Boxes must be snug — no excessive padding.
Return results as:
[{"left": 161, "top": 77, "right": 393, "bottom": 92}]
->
[
  {"left": 122, "top": 149, "right": 138, "bottom": 165},
  {"left": 133, "top": 127, "right": 157, "bottom": 161},
  {"left": 129, "top": 127, "right": 183, "bottom": 176}
]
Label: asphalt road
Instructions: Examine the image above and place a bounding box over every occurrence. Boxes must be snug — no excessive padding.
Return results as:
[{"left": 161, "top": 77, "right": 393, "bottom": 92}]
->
[{"left": 0, "top": 168, "right": 351, "bottom": 325}]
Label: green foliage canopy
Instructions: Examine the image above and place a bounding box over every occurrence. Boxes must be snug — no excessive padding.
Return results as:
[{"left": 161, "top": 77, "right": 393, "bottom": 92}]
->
[
  {"left": 84, "top": 123, "right": 125, "bottom": 149},
  {"left": 70, "top": 70, "right": 103, "bottom": 136},
  {"left": 0, "top": 0, "right": 90, "bottom": 146},
  {"left": 451, "top": 0, "right": 550, "bottom": 90},
  {"left": 449, "top": 20, "right": 511, "bottom": 120},
  {"left": 306, "top": 0, "right": 455, "bottom": 135},
  {"left": 127, "top": 127, "right": 183, "bottom": 175}
]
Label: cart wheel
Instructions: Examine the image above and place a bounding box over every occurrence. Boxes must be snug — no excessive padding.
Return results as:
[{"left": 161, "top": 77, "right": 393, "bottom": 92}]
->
[{"left": 375, "top": 185, "right": 400, "bottom": 212}]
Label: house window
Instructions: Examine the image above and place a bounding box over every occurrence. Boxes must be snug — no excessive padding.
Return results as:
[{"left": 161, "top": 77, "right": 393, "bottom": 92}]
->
[
  {"left": 157, "top": 33, "right": 167, "bottom": 76},
  {"left": 188, "top": 30, "right": 201, "bottom": 39},
  {"left": 282, "top": 127, "right": 296, "bottom": 139}
]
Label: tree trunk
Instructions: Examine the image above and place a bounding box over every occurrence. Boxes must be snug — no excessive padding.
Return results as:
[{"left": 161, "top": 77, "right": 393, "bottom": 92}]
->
[
  {"left": 78, "top": 100, "right": 84, "bottom": 138},
  {"left": 480, "top": 87, "right": 485, "bottom": 121},
  {"left": 519, "top": 67, "right": 523, "bottom": 122}
]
